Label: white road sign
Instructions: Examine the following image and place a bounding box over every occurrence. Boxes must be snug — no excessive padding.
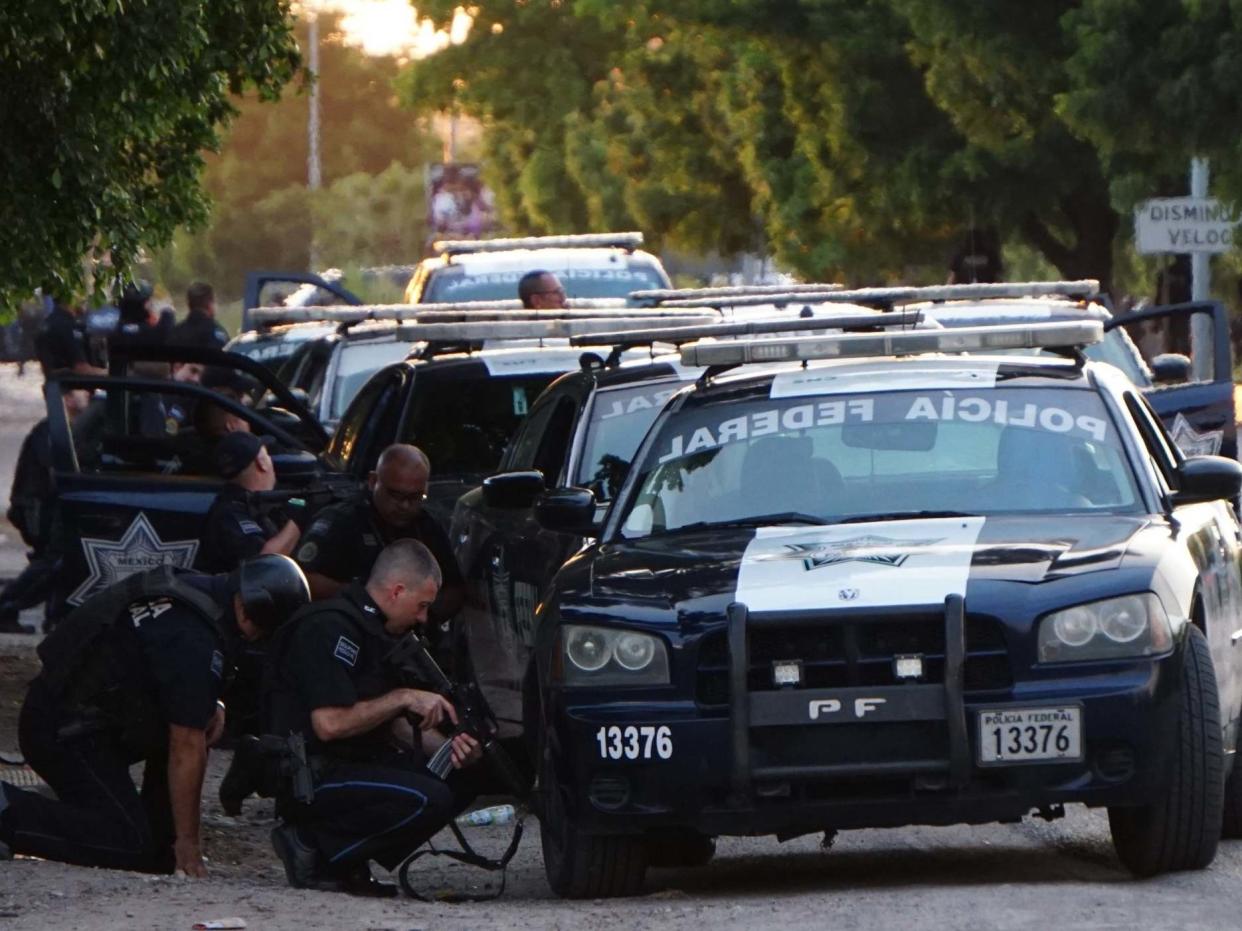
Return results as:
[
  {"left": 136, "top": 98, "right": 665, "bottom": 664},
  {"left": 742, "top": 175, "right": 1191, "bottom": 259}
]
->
[{"left": 1135, "top": 196, "right": 1241, "bottom": 254}]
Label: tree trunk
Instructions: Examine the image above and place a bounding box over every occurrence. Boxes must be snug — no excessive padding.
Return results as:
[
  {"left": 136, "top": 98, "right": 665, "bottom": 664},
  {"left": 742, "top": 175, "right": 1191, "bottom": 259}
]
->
[{"left": 1020, "top": 183, "right": 1119, "bottom": 297}]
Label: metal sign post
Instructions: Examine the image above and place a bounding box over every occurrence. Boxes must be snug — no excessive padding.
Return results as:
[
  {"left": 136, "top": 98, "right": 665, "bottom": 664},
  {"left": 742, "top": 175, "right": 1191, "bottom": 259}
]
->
[{"left": 1190, "top": 158, "right": 1214, "bottom": 381}]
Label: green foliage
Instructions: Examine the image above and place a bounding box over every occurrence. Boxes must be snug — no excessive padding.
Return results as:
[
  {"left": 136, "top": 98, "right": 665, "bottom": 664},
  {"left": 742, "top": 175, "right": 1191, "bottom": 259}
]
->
[{"left": 0, "top": 0, "right": 301, "bottom": 310}]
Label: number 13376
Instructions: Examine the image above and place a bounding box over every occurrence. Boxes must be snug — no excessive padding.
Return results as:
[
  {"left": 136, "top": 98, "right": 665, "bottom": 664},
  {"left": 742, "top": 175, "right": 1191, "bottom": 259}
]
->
[{"left": 596, "top": 725, "right": 673, "bottom": 760}]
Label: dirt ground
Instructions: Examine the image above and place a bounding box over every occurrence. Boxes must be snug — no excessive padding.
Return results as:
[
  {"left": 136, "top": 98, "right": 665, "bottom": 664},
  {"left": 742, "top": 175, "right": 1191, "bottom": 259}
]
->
[{"left": 3, "top": 361, "right": 1242, "bottom": 929}]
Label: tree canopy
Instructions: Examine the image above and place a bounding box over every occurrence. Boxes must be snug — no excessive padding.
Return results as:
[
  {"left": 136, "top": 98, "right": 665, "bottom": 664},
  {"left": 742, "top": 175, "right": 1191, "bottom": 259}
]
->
[
  {"left": 0, "top": 0, "right": 300, "bottom": 308},
  {"left": 402, "top": 1, "right": 1242, "bottom": 292}
]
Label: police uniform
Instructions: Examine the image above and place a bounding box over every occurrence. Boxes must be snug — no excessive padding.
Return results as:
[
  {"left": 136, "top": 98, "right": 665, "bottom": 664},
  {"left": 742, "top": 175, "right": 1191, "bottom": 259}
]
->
[
  {"left": 0, "top": 420, "right": 57, "bottom": 629},
  {"left": 0, "top": 569, "right": 232, "bottom": 873},
  {"left": 265, "top": 584, "right": 459, "bottom": 880},
  {"left": 171, "top": 311, "right": 229, "bottom": 350},
  {"left": 200, "top": 485, "right": 284, "bottom": 573},
  {"left": 296, "top": 494, "right": 464, "bottom": 603},
  {"left": 34, "top": 304, "right": 87, "bottom": 376}
]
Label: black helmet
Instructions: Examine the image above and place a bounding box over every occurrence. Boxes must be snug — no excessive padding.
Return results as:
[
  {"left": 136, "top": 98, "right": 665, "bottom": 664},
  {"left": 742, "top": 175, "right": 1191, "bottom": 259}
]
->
[{"left": 233, "top": 554, "right": 310, "bottom": 633}]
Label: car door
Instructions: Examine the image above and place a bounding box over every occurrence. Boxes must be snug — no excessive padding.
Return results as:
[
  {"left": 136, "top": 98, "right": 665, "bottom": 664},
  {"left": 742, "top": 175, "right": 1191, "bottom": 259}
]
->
[
  {"left": 327, "top": 363, "right": 412, "bottom": 479},
  {"left": 455, "top": 379, "right": 589, "bottom": 728},
  {"left": 241, "top": 271, "right": 361, "bottom": 330},
  {"left": 1106, "top": 302, "right": 1235, "bottom": 460},
  {"left": 44, "top": 374, "right": 326, "bottom": 620}
]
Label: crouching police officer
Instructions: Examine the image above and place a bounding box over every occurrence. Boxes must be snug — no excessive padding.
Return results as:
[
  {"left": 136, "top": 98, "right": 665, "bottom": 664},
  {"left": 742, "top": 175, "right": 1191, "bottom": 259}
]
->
[
  {"left": 265, "top": 539, "right": 481, "bottom": 896},
  {"left": 0, "top": 556, "right": 310, "bottom": 876}
]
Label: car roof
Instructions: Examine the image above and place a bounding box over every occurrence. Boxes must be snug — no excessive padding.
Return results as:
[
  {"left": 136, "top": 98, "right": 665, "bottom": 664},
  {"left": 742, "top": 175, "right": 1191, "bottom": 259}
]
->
[
  {"left": 228, "top": 321, "right": 336, "bottom": 346},
  {"left": 429, "top": 246, "right": 664, "bottom": 273}
]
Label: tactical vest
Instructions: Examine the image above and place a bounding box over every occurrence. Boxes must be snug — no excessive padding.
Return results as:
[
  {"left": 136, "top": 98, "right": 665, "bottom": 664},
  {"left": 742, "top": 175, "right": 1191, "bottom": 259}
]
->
[{"left": 37, "top": 564, "right": 227, "bottom": 719}]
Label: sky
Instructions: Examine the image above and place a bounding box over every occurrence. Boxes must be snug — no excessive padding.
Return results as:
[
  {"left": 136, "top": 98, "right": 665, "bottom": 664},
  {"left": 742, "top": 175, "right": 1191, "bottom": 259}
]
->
[{"left": 298, "top": 0, "right": 472, "bottom": 59}]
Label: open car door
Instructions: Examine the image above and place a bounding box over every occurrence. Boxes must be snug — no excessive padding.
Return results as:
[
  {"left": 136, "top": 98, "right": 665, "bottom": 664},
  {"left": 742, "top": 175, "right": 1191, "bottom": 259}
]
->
[
  {"left": 1104, "top": 300, "right": 1236, "bottom": 460},
  {"left": 43, "top": 372, "right": 356, "bottom": 620},
  {"left": 242, "top": 271, "right": 361, "bottom": 331}
]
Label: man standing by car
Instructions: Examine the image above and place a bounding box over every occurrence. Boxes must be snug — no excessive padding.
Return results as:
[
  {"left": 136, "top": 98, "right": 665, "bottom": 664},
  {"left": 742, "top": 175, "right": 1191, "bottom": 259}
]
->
[
  {"left": 171, "top": 281, "right": 229, "bottom": 349},
  {"left": 518, "top": 270, "right": 568, "bottom": 310},
  {"left": 266, "top": 540, "right": 481, "bottom": 895},
  {"left": 0, "top": 556, "right": 310, "bottom": 875},
  {"left": 35, "top": 292, "right": 102, "bottom": 377},
  {"left": 295, "top": 444, "right": 464, "bottom": 623}
]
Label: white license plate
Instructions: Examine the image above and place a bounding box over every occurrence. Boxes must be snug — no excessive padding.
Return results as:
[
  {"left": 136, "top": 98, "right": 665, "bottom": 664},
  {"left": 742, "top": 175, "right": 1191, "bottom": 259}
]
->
[{"left": 977, "top": 706, "right": 1082, "bottom": 765}]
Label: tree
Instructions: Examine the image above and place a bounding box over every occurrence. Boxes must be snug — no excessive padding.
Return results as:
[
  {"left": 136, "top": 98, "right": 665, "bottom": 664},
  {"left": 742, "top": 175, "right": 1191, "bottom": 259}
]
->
[{"left": 0, "top": 0, "right": 301, "bottom": 311}]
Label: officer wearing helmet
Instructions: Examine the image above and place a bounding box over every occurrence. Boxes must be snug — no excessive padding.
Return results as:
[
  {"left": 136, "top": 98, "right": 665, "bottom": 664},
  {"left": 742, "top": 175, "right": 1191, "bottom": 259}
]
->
[{"left": 0, "top": 555, "right": 310, "bottom": 877}]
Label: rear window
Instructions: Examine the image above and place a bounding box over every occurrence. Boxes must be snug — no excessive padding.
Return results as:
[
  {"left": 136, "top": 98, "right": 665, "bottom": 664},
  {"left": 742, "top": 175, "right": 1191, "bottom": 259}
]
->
[
  {"left": 424, "top": 264, "right": 667, "bottom": 304},
  {"left": 576, "top": 380, "right": 690, "bottom": 501},
  {"left": 330, "top": 340, "right": 416, "bottom": 420}
]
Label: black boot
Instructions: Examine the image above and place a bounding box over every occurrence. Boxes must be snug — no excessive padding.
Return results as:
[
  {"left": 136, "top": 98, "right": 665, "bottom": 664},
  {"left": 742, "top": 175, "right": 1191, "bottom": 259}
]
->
[{"left": 219, "top": 743, "right": 258, "bottom": 816}]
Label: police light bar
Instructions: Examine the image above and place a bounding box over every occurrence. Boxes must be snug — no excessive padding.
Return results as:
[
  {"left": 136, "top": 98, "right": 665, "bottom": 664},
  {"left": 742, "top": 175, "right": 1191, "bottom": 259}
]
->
[
  {"left": 568, "top": 310, "right": 923, "bottom": 348},
  {"left": 631, "top": 283, "right": 844, "bottom": 302},
  {"left": 679, "top": 320, "right": 1104, "bottom": 366},
  {"left": 248, "top": 298, "right": 637, "bottom": 325},
  {"left": 656, "top": 290, "right": 851, "bottom": 309},
  {"left": 659, "top": 280, "right": 1101, "bottom": 310},
  {"left": 394, "top": 315, "right": 719, "bottom": 343},
  {"left": 433, "top": 232, "right": 644, "bottom": 256}
]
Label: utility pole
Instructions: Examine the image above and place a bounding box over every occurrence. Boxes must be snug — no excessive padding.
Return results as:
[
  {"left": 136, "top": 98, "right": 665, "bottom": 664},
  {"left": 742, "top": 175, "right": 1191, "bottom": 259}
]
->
[
  {"left": 1190, "top": 158, "right": 1213, "bottom": 380},
  {"left": 307, "top": 12, "right": 322, "bottom": 269}
]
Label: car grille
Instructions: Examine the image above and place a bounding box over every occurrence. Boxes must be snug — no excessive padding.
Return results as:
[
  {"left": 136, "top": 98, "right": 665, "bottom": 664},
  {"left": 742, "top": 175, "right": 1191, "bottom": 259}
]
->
[{"left": 695, "top": 611, "right": 1011, "bottom": 708}]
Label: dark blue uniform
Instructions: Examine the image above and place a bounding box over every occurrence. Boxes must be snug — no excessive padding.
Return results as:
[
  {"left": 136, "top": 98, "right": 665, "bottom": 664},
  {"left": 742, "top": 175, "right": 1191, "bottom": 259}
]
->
[
  {"left": 0, "top": 574, "right": 230, "bottom": 873},
  {"left": 200, "top": 485, "right": 283, "bottom": 574},
  {"left": 170, "top": 311, "right": 229, "bottom": 350},
  {"left": 34, "top": 305, "right": 86, "bottom": 376},
  {"left": 265, "top": 585, "right": 463, "bottom": 878}
]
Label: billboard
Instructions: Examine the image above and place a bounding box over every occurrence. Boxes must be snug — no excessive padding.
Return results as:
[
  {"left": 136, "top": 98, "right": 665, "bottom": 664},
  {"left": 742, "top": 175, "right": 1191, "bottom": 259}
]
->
[{"left": 425, "top": 163, "right": 497, "bottom": 246}]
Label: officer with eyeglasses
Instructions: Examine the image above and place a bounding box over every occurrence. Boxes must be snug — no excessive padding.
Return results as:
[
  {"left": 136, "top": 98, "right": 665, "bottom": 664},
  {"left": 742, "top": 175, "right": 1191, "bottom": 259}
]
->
[
  {"left": 295, "top": 444, "right": 464, "bottom": 624},
  {"left": 517, "top": 269, "right": 568, "bottom": 310}
]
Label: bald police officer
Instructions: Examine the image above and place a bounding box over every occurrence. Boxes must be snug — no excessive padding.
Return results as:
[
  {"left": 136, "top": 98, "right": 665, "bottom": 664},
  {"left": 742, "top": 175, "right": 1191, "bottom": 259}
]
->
[{"left": 0, "top": 556, "right": 310, "bottom": 875}]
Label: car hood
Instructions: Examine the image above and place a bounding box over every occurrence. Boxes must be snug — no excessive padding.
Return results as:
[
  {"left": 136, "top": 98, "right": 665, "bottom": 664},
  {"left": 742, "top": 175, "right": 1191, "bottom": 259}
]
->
[{"left": 568, "top": 514, "right": 1150, "bottom": 621}]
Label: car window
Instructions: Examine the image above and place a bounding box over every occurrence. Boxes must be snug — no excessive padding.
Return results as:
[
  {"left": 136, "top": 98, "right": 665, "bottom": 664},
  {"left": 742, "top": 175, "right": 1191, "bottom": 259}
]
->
[
  {"left": 424, "top": 263, "right": 667, "bottom": 304},
  {"left": 577, "top": 380, "right": 689, "bottom": 502},
  {"left": 531, "top": 397, "right": 579, "bottom": 485},
  {"left": 335, "top": 368, "right": 399, "bottom": 472},
  {"left": 400, "top": 373, "right": 560, "bottom": 477},
  {"left": 505, "top": 399, "right": 559, "bottom": 472},
  {"left": 1123, "top": 392, "right": 1179, "bottom": 493},
  {"left": 619, "top": 385, "right": 1142, "bottom": 537},
  {"left": 329, "top": 340, "right": 417, "bottom": 421}
]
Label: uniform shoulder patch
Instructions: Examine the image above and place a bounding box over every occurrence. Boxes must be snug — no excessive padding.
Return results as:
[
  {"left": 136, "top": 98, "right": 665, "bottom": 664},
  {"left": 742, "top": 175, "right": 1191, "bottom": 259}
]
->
[
  {"left": 297, "top": 541, "right": 319, "bottom": 563},
  {"left": 238, "top": 519, "right": 265, "bottom": 536},
  {"left": 333, "top": 635, "right": 360, "bottom": 667}
]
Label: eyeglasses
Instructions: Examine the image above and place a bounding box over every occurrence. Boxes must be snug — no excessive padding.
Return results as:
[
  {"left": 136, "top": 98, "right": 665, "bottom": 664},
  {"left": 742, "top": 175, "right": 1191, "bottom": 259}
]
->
[
  {"left": 378, "top": 484, "right": 426, "bottom": 506},
  {"left": 533, "top": 288, "right": 566, "bottom": 297}
]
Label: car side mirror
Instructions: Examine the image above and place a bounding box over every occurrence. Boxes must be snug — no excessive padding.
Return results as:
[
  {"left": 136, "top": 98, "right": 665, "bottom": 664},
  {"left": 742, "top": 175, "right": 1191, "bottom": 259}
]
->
[
  {"left": 1174, "top": 455, "right": 1242, "bottom": 505},
  {"left": 1150, "top": 353, "right": 1192, "bottom": 385},
  {"left": 534, "top": 487, "right": 599, "bottom": 536},
  {"left": 482, "top": 470, "right": 545, "bottom": 509}
]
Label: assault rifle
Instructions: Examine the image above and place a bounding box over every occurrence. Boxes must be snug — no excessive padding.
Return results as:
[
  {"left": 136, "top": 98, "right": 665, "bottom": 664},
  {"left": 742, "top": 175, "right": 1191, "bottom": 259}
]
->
[
  {"left": 384, "top": 633, "right": 529, "bottom": 799},
  {"left": 248, "top": 480, "right": 356, "bottom": 528}
]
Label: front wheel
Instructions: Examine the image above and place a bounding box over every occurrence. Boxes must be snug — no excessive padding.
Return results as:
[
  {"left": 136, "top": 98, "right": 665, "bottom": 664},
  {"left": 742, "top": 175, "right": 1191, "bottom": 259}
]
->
[
  {"left": 538, "top": 725, "right": 647, "bottom": 898},
  {"left": 1108, "top": 624, "right": 1224, "bottom": 876}
]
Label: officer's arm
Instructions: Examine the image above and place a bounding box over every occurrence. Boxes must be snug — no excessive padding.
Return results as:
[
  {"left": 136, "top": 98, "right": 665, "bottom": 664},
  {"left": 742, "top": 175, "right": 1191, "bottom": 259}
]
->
[
  {"left": 261, "top": 519, "right": 301, "bottom": 557},
  {"left": 167, "top": 723, "right": 209, "bottom": 878},
  {"left": 311, "top": 690, "right": 457, "bottom": 742},
  {"left": 304, "top": 571, "right": 345, "bottom": 600}
]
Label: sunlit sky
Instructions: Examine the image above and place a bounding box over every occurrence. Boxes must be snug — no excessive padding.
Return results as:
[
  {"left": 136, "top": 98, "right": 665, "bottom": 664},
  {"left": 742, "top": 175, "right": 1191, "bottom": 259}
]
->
[{"left": 297, "top": 1, "right": 472, "bottom": 59}]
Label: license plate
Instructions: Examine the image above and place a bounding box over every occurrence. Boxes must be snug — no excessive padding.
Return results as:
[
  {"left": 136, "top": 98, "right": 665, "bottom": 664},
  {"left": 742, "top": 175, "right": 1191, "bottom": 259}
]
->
[{"left": 977, "top": 706, "right": 1082, "bottom": 765}]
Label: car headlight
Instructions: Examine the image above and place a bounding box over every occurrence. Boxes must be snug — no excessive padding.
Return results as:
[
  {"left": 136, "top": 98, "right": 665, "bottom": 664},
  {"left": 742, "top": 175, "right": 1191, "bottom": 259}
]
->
[
  {"left": 560, "top": 625, "right": 669, "bottom": 686},
  {"left": 1038, "top": 593, "right": 1173, "bottom": 663}
]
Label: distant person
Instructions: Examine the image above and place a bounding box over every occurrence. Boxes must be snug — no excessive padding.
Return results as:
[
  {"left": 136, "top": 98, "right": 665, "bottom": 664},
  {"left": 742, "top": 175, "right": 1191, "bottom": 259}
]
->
[
  {"left": 171, "top": 282, "right": 229, "bottom": 349},
  {"left": 112, "top": 281, "right": 168, "bottom": 356},
  {"left": 947, "top": 228, "right": 1003, "bottom": 284},
  {"left": 35, "top": 293, "right": 100, "bottom": 377},
  {"left": 518, "top": 270, "right": 568, "bottom": 310}
]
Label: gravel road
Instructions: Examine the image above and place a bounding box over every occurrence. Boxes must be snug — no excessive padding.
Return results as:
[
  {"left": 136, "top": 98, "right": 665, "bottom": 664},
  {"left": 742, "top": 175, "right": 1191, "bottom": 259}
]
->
[{"left": 0, "top": 362, "right": 1240, "bottom": 929}]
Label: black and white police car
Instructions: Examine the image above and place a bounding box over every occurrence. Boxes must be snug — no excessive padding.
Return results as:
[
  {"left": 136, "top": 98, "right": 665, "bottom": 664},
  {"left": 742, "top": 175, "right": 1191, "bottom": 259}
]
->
[
  {"left": 525, "top": 317, "right": 1242, "bottom": 897},
  {"left": 403, "top": 233, "right": 672, "bottom": 305}
]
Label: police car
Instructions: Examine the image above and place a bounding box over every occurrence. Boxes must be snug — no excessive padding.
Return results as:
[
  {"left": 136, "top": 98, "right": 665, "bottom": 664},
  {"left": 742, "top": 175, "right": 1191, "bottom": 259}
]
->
[
  {"left": 525, "top": 318, "right": 1242, "bottom": 897},
  {"left": 403, "top": 233, "right": 672, "bottom": 305}
]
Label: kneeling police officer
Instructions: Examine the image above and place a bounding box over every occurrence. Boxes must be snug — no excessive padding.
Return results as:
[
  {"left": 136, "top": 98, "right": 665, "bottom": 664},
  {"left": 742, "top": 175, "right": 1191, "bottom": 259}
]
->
[
  {"left": 265, "top": 539, "right": 481, "bottom": 896},
  {"left": 0, "top": 556, "right": 310, "bottom": 876}
]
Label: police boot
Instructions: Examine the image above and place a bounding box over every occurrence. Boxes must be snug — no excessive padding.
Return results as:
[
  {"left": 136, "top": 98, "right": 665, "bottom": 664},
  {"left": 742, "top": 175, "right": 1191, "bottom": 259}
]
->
[
  {"left": 323, "top": 864, "right": 398, "bottom": 898},
  {"left": 270, "top": 823, "right": 318, "bottom": 888},
  {"left": 219, "top": 739, "right": 259, "bottom": 816}
]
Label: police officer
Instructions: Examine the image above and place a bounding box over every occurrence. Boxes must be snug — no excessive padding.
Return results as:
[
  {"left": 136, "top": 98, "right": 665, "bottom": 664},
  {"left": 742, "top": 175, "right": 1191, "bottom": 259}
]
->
[
  {"left": 266, "top": 540, "right": 481, "bottom": 895},
  {"left": 171, "top": 281, "right": 229, "bottom": 349},
  {"left": 35, "top": 293, "right": 101, "bottom": 377},
  {"left": 0, "top": 556, "right": 310, "bottom": 876},
  {"left": 200, "top": 432, "right": 301, "bottom": 573},
  {"left": 517, "top": 269, "right": 568, "bottom": 309},
  {"left": 296, "top": 444, "right": 464, "bottom": 621}
]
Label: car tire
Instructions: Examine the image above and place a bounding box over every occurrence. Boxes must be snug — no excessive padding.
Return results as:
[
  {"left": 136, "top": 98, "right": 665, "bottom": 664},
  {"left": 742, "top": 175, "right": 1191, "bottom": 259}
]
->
[
  {"left": 646, "top": 833, "right": 716, "bottom": 869},
  {"left": 1108, "top": 624, "right": 1224, "bottom": 876},
  {"left": 538, "top": 726, "right": 647, "bottom": 898}
]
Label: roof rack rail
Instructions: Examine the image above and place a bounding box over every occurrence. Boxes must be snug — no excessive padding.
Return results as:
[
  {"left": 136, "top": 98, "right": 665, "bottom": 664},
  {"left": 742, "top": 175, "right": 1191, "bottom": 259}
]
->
[
  {"left": 568, "top": 310, "right": 924, "bottom": 349},
  {"left": 680, "top": 320, "right": 1104, "bottom": 367},
  {"left": 631, "top": 283, "right": 843, "bottom": 302},
  {"left": 654, "top": 290, "right": 853, "bottom": 309},
  {"left": 392, "top": 315, "right": 718, "bottom": 344},
  {"left": 248, "top": 297, "right": 631, "bottom": 326},
  {"left": 433, "top": 231, "right": 644, "bottom": 257},
  {"left": 654, "top": 279, "right": 1100, "bottom": 310}
]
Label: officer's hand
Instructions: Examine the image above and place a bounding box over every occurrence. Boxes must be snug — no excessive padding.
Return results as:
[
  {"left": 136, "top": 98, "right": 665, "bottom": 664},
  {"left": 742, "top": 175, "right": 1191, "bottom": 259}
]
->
[
  {"left": 450, "top": 733, "right": 482, "bottom": 769},
  {"left": 403, "top": 690, "right": 458, "bottom": 731},
  {"left": 174, "top": 838, "right": 208, "bottom": 878},
  {"left": 205, "top": 703, "right": 226, "bottom": 748}
]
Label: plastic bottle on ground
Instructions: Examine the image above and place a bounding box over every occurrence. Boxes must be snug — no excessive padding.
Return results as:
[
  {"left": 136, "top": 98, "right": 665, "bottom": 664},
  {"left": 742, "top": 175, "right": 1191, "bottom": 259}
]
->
[{"left": 455, "top": 804, "right": 516, "bottom": 827}]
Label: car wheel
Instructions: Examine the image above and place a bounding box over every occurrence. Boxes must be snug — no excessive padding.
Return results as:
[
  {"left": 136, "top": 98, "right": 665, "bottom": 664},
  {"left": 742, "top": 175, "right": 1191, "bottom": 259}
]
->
[
  {"left": 1108, "top": 624, "right": 1224, "bottom": 876},
  {"left": 646, "top": 833, "right": 716, "bottom": 869},
  {"left": 538, "top": 722, "right": 647, "bottom": 898}
]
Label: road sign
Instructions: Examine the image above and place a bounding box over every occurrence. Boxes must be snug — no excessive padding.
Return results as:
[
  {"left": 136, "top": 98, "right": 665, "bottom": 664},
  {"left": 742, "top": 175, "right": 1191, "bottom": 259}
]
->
[{"left": 1135, "top": 196, "right": 1240, "bottom": 254}]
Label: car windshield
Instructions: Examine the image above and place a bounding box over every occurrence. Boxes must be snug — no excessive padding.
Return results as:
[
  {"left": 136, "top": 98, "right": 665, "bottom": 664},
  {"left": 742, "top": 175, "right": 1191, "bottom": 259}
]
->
[
  {"left": 424, "top": 264, "right": 666, "bottom": 304},
  {"left": 329, "top": 340, "right": 416, "bottom": 420},
  {"left": 576, "top": 379, "right": 691, "bottom": 502},
  {"left": 618, "top": 385, "right": 1141, "bottom": 538},
  {"left": 402, "top": 373, "right": 561, "bottom": 476}
]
